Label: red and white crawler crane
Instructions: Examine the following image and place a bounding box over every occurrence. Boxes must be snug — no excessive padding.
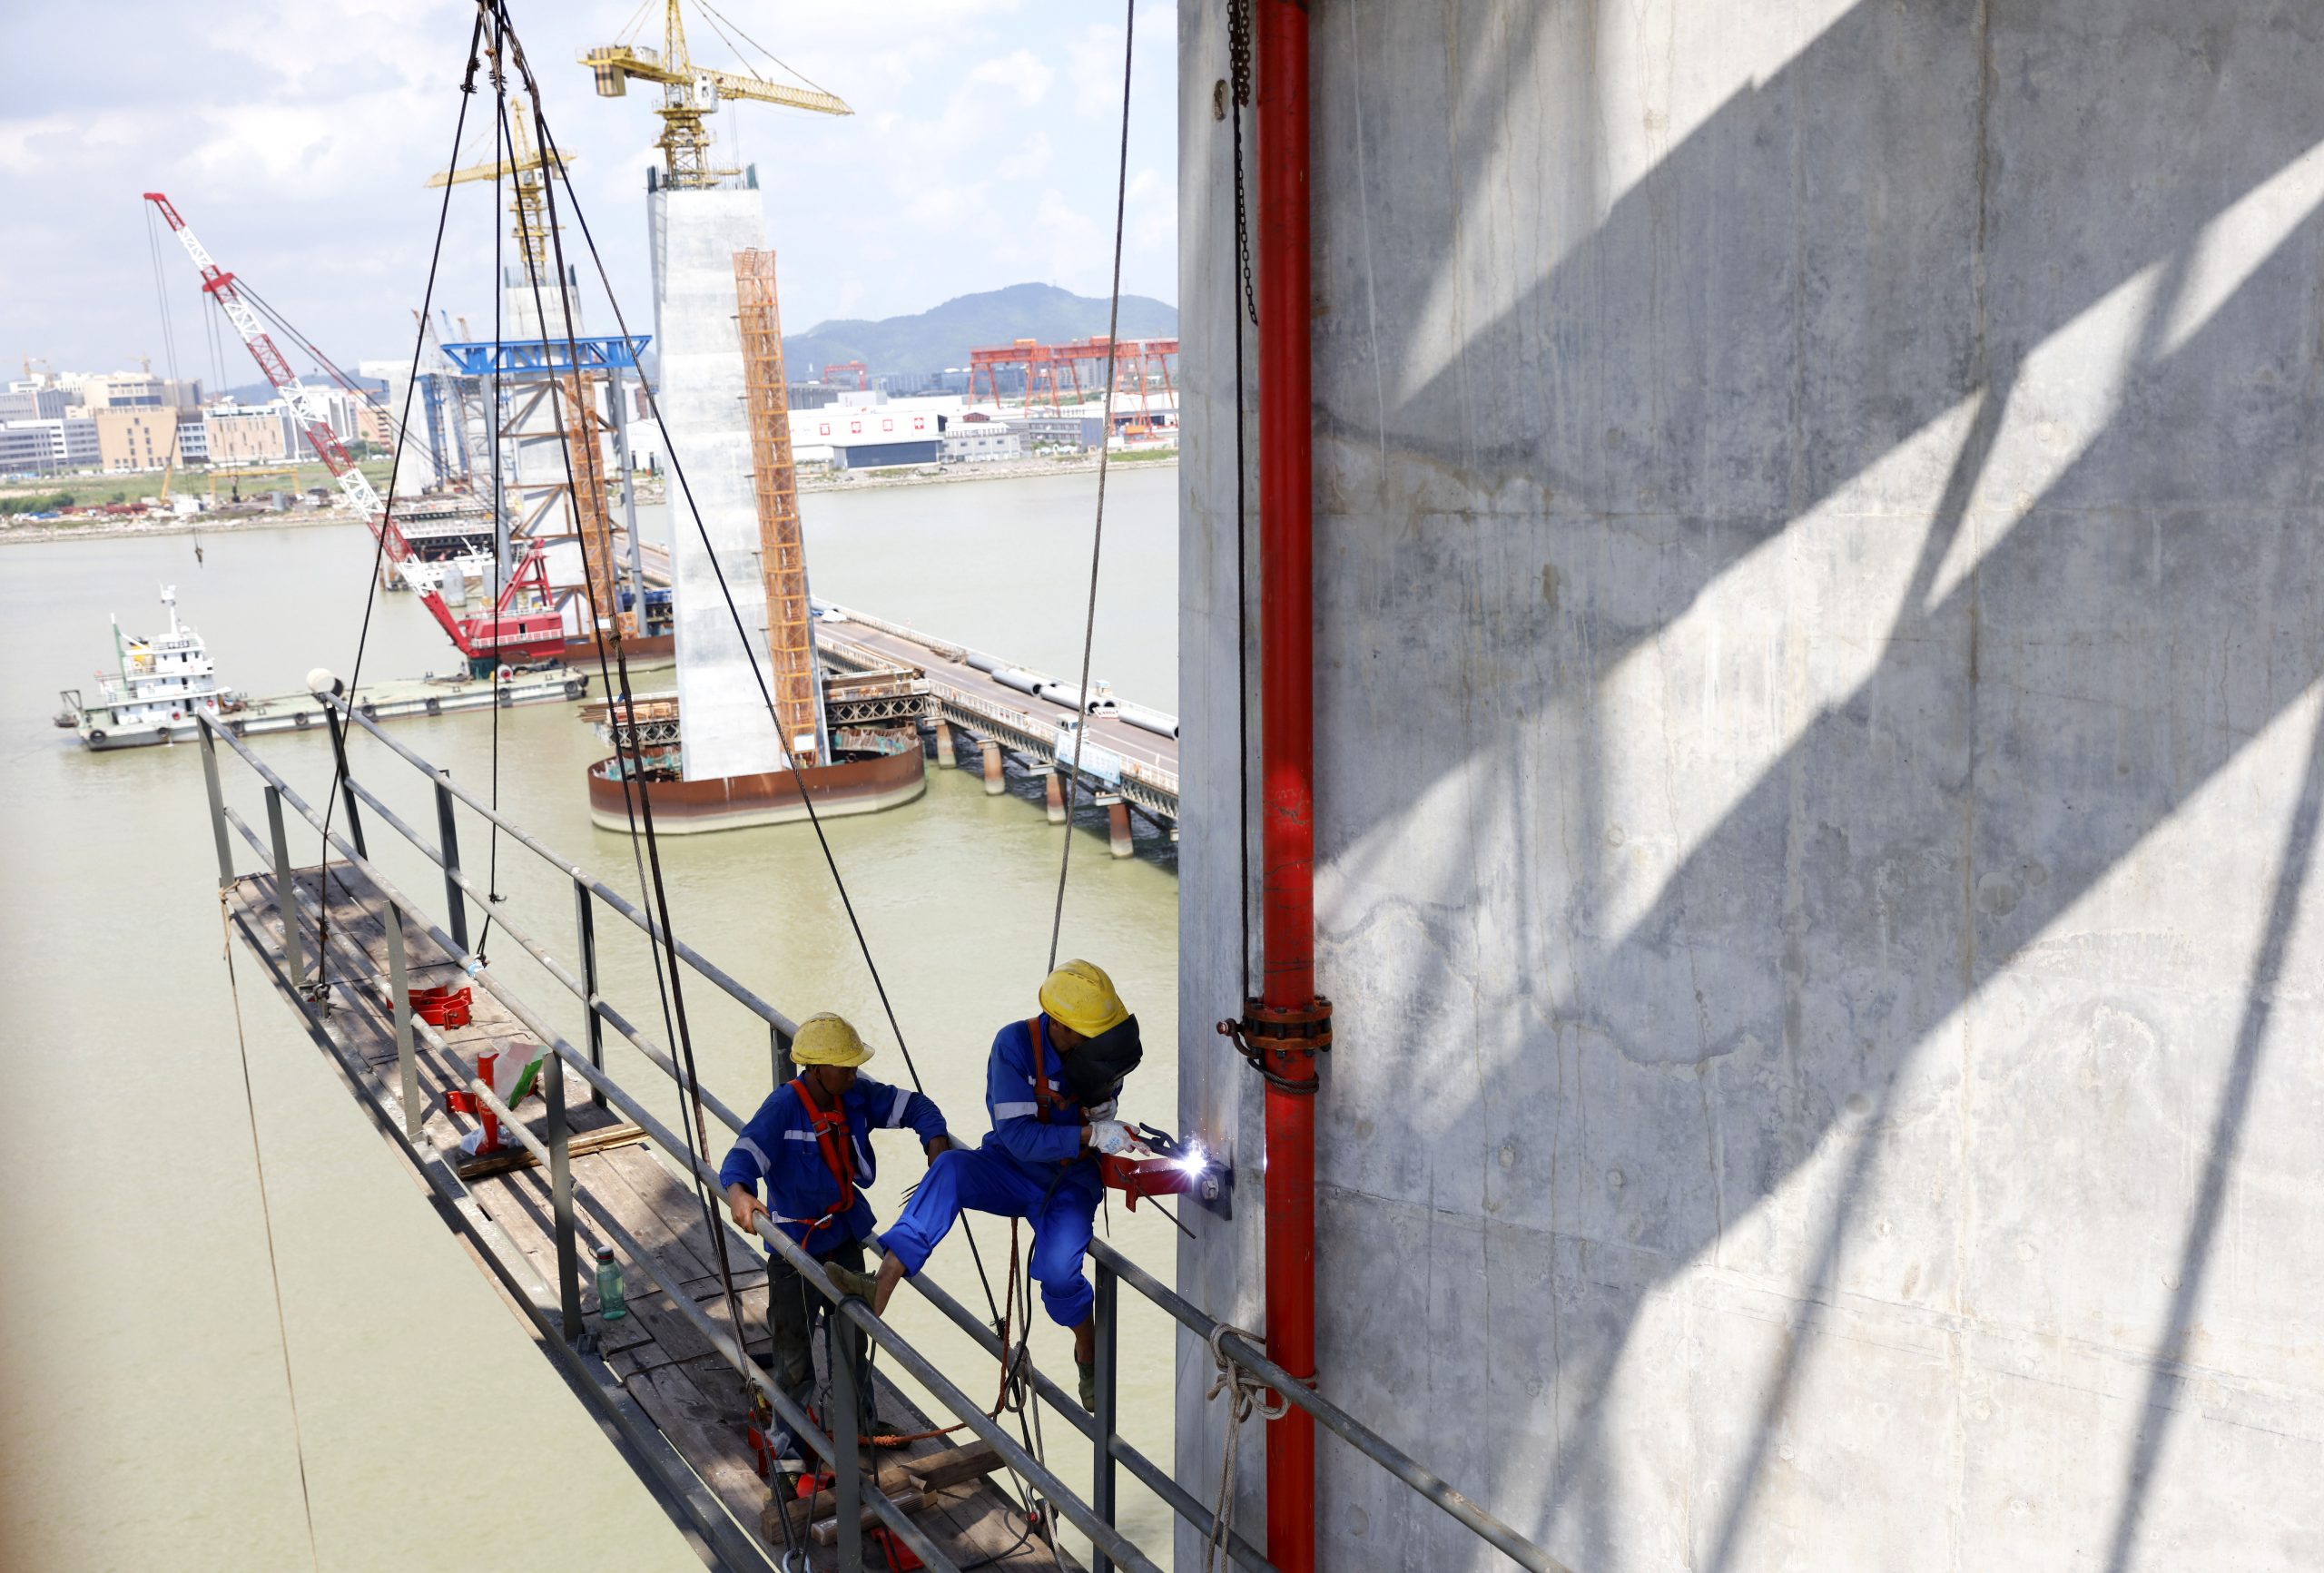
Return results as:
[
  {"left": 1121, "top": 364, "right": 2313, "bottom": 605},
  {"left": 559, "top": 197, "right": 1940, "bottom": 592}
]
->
[{"left": 143, "top": 191, "right": 566, "bottom": 672}]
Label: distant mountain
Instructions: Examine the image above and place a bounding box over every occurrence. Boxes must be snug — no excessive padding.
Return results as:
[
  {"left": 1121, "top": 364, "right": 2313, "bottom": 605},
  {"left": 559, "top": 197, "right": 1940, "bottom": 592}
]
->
[{"left": 784, "top": 282, "right": 1177, "bottom": 378}]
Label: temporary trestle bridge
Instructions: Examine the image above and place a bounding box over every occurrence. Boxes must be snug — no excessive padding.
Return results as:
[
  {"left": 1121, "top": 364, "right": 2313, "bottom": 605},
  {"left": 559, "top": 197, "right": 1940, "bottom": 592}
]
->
[
  {"left": 195, "top": 703, "right": 1560, "bottom": 1571},
  {"left": 813, "top": 614, "right": 1181, "bottom": 844}
]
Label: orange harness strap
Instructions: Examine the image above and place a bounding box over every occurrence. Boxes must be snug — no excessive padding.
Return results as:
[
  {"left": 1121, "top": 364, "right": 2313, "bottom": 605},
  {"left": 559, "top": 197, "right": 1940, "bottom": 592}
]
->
[
  {"left": 789, "top": 1077, "right": 856, "bottom": 1240},
  {"left": 1024, "top": 1017, "right": 1086, "bottom": 1165}
]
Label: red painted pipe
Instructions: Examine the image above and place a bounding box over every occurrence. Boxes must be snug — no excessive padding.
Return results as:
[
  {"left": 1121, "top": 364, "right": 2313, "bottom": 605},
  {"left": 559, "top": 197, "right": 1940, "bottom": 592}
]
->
[{"left": 1256, "top": 3, "right": 1316, "bottom": 1570}]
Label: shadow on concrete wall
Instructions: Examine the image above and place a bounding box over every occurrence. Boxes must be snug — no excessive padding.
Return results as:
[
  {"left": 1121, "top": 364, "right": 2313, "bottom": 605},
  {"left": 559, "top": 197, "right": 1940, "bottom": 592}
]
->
[{"left": 1293, "top": 1, "right": 2324, "bottom": 1566}]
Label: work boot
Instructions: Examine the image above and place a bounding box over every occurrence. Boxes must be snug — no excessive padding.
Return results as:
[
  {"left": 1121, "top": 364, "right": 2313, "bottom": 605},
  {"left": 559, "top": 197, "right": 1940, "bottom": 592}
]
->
[
  {"left": 1078, "top": 1356, "right": 1098, "bottom": 1413},
  {"left": 824, "top": 1263, "right": 878, "bottom": 1302}
]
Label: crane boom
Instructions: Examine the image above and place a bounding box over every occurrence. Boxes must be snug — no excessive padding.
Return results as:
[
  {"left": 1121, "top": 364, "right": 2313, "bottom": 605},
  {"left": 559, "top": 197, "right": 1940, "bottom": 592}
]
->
[
  {"left": 141, "top": 191, "right": 407, "bottom": 562},
  {"left": 137, "top": 192, "right": 558, "bottom": 669},
  {"left": 581, "top": 0, "right": 850, "bottom": 189}
]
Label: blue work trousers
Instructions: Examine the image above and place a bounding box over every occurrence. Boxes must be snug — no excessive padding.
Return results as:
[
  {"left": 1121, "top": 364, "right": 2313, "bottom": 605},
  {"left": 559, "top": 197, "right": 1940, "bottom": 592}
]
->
[{"left": 880, "top": 1148, "right": 1103, "bottom": 1328}]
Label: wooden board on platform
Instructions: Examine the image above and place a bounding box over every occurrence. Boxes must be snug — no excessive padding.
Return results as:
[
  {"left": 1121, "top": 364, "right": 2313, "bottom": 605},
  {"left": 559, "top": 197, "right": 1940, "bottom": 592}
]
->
[{"left": 225, "top": 860, "right": 1079, "bottom": 1572}]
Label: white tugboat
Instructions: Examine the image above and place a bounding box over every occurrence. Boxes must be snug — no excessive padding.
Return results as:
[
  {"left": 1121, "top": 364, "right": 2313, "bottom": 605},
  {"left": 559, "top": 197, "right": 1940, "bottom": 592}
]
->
[{"left": 56, "top": 585, "right": 245, "bottom": 750}]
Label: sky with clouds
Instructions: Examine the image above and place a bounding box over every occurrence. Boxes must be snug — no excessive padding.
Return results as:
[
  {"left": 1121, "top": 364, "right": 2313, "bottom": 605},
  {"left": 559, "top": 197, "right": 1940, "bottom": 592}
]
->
[{"left": 0, "top": 0, "right": 1177, "bottom": 379}]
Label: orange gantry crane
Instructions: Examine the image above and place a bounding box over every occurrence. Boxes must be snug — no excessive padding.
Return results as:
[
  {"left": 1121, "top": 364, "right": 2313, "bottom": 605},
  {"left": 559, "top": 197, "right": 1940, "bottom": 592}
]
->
[{"left": 966, "top": 335, "right": 1179, "bottom": 434}]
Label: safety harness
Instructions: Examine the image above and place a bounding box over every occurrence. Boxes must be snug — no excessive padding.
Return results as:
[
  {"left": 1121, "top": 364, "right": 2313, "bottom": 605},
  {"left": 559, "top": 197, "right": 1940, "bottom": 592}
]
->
[
  {"left": 784, "top": 1077, "right": 859, "bottom": 1244},
  {"left": 1023, "top": 1017, "right": 1087, "bottom": 1161}
]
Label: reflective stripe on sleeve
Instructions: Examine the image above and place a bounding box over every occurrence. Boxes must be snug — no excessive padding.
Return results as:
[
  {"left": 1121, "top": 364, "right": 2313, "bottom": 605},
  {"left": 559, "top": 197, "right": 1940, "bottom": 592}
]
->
[
  {"left": 991, "top": 1100, "right": 1039, "bottom": 1119},
  {"left": 735, "top": 1136, "right": 773, "bottom": 1175},
  {"left": 888, "top": 1087, "right": 910, "bottom": 1127}
]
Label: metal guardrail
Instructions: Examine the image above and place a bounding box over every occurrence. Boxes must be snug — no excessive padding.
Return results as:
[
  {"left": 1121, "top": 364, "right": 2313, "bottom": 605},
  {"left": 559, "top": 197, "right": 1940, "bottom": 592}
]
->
[
  {"left": 934, "top": 689, "right": 1178, "bottom": 823},
  {"left": 194, "top": 703, "right": 1563, "bottom": 1573}
]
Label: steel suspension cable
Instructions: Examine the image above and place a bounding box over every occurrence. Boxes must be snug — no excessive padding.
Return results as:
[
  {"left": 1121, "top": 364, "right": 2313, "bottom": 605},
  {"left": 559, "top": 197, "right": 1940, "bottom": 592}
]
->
[
  {"left": 492, "top": 2, "right": 754, "bottom": 1378},
  {"left": 143, "top": 205, "right": 188, "bottom": 479},
  {"left": 231, "top": 282, "right": 428, "bottom": 453},
  {"left": 1045, "top": 0, "right": 1138, "bottom": 974},
  {"left": 523, "top": 75, "right": 1016, "bottom": 1331},
  {"left": 310, "top": 13, "right": 488, "bottom": 998},
  {"left": 475, "top": 40, "right": 511, "bottom": 962}
]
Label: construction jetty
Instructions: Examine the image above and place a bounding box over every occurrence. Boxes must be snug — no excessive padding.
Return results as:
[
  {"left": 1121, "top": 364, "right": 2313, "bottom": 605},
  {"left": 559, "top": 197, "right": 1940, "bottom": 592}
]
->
[{"left": 814, "top": 603, "right": 1178, "bottom": 855}]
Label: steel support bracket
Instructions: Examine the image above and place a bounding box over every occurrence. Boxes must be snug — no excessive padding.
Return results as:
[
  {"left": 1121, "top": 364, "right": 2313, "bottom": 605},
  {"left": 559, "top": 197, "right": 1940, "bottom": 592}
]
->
[{"left": 1216, "top": 995, "right": 1333, "bottom": 1096}]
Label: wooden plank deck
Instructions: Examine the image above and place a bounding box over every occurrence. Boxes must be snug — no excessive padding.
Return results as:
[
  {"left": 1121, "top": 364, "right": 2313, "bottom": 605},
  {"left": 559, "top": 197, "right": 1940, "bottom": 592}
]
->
[{"left": 226, "top": 859, "right": 1076, "bottom": 1573}]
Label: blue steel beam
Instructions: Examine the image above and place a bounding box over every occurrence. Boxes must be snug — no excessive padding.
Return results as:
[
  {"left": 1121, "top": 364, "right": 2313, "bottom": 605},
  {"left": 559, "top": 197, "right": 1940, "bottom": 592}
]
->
[
  {"left": 419, "top": 371, "right": 452, "bottom": 487},
  {"left": 438, "top": 333, "right": 650, "bottom": 377}
]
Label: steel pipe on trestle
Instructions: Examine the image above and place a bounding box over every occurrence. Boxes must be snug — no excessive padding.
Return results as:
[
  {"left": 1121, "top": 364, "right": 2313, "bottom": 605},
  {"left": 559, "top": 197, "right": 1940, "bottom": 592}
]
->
[{"left": 1256, "top": 2, "right": 1320, "bottom": 1568}]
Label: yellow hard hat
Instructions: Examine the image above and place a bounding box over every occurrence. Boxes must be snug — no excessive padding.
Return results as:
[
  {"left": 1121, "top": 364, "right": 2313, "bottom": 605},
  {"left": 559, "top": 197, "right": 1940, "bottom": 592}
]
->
[
  {"left": 791, "top": 1012, "right": 872, "bottom": 1067},
  {"left": 1039, "top": 959, "right": 1128, "bottom": 1037}
]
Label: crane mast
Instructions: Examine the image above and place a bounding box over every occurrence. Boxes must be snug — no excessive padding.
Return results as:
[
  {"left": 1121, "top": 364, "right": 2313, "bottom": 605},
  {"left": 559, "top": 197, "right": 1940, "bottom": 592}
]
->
[{"left": 141, "top": 191, "right": 407, "bottom": 563}]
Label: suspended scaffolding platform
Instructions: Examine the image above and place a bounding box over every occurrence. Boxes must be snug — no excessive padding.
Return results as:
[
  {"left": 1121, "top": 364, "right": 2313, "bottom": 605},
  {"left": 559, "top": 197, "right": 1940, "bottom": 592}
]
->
[
  {"left": 199, "top": 723, "right": 1087, "bottom": 1570},
  {"left": 194, "top": 696, "right": 1562, "bottom": 1573}
]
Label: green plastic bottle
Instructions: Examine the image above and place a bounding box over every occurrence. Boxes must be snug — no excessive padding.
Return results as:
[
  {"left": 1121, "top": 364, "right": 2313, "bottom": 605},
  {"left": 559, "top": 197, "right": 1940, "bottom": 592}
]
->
[{"left": 595, "top": 1244, "right": 628, "bottom": 1322}]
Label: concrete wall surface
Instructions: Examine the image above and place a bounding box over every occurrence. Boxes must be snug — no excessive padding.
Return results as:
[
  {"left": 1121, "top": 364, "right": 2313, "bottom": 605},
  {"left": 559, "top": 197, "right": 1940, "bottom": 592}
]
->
[
  {"left": 649, "top": 184, "right": 783, "bottom": 781},
  {"left": 1177, "top": 4, "right": 2324, "bottom": 1570}
]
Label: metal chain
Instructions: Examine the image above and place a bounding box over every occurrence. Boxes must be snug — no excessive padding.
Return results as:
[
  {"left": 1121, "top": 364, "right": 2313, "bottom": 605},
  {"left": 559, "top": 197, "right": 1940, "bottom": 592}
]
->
[
  {"left": 1228, "top": 0, "right": 1258, "bottom": 997},
  {"left": 1229, "top": 0, "right": 1258, "bottom": 327}
]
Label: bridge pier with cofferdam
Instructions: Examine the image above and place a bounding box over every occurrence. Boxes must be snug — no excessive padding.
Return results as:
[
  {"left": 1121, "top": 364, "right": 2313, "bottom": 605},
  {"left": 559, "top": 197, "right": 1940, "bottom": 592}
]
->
[{"left": 812, "top": 602, "right": 1178, "bottom": 860}]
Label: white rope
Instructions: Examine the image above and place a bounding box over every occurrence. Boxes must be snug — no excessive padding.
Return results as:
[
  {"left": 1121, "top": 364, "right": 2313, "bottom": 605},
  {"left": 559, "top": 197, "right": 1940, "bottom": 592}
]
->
[
  {"left": 1203, "top": 1322, "right": 1287, "bottom": 1573},
  {"left": 219, "top": 891, "right": 323, "bottom": 1572}
]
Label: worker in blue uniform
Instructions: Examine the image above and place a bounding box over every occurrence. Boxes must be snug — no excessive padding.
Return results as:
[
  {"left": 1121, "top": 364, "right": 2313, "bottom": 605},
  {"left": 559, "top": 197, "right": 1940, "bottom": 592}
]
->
[
  {"left": 865, "top": 959, "right": 1143, "bottom": 1409},
  {"left": 719, "top": 1012, "right": 951, "bottom": 1467}
]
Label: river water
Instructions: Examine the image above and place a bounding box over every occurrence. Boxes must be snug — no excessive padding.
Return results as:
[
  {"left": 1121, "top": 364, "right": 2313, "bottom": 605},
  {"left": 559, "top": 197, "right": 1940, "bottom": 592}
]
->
[{"left": 0, "top": 466, "right": 1181, "bottom": 1570}]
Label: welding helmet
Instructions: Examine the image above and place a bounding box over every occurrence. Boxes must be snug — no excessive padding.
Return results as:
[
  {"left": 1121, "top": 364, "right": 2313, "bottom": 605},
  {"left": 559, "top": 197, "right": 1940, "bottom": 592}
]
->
[{"left": 1060, "top": 1014, "right": 1143, "bottom": 1102}]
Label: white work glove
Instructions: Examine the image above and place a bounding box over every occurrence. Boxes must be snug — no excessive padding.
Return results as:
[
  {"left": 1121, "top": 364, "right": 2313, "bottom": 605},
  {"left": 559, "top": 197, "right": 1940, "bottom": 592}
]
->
[
  {"left": 1088, "top": 1118, "right": 1134, "bottom": 1155},
  {"left": 1085, "top": 1097, "right": 1119, "bottom": 1121}
]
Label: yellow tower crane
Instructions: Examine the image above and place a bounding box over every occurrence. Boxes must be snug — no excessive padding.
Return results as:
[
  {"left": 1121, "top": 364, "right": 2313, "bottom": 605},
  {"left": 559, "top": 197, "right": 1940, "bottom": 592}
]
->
[
  {"left": 581, "top": 0, "right": 851, "bottom": 190},
  {"left": 425, "top": 97, "right": 576, "bottom": 282}
]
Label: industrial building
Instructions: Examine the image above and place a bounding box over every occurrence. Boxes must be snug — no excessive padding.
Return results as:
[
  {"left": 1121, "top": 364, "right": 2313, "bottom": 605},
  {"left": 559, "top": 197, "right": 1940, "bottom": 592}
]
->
[
  {"left": 0, "top": 425, "right": 62, "bottom": 475},
  {"left": 201, "top": 403, "right": 298, "bottom": 466},
  {"left": 0, "top": 414, "right": 97, "bottom": 475},
  {"left": 0, "top": 365, "right": 361, "bottom": 477},
  {"left": 0, "top": 386, "right": 73, "bottom": 422},
  {"left": 91, "top": 407, "right": 178, "bottom": 471},
  {"left": 940, "top": 418, "right": 1021, "bottom": 463}
]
